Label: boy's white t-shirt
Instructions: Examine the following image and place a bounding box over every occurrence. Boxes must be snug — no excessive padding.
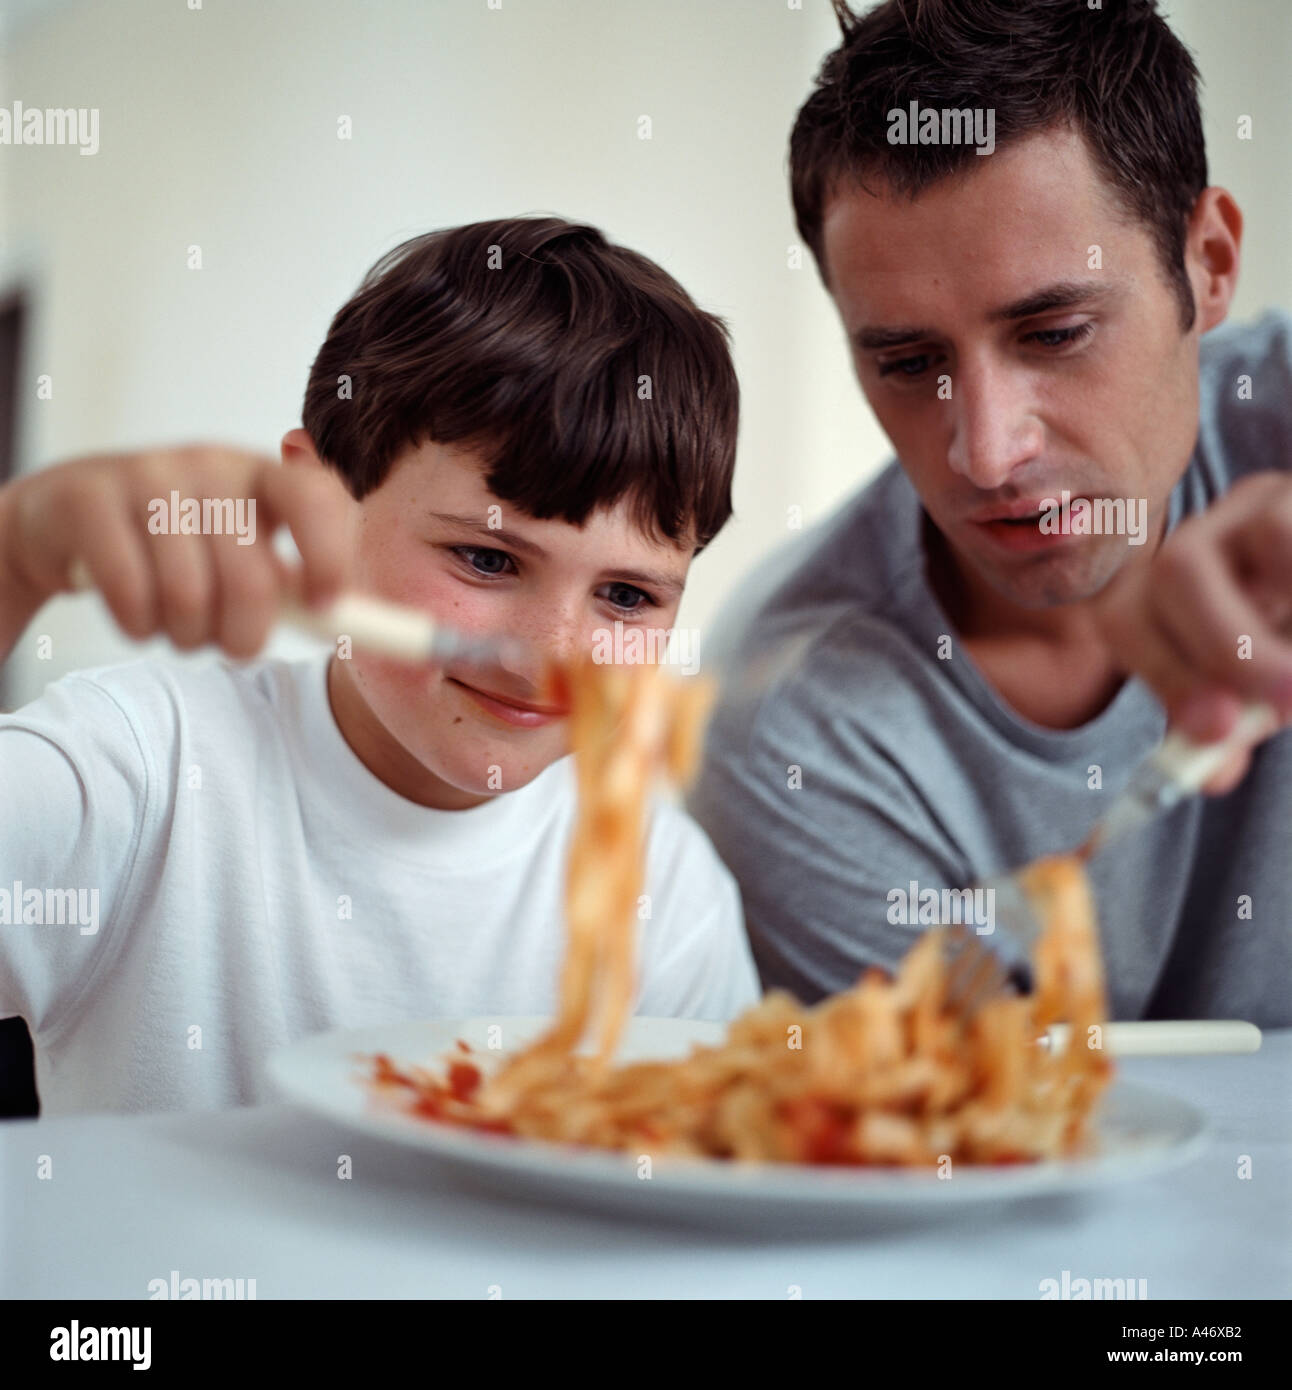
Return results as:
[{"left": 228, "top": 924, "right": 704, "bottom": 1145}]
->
[{"left": 0, "top": 654, "right": 760, "bottom": 1116}]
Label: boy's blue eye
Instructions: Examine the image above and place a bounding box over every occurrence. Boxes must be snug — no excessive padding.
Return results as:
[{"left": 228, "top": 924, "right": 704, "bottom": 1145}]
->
[
  {"left": 449, "top": 546, "right": 653, "bottom": 612},
  {"left": 602, "top": 582, "right": 651, "bottom": 613},
  {"left": 453, "top": 545, "right": 514, "bottom": 576}
]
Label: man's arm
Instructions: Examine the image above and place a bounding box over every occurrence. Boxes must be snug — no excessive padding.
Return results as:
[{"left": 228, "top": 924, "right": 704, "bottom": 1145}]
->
[
  {"left": 1092, "top": 314, "right": 1292, "bottom": 786},
  {"left": 1093, "top": 475, "right": 1292, "bottom": 791}
]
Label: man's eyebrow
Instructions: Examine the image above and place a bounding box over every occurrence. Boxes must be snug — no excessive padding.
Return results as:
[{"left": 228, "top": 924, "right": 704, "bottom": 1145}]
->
[
  {"left": 430, "top": 510, "right": 687, "bottom": 594},
  {"left": 988, "top": 280, "right": 1114, "bottom": 323},
  {"left": 852, "top": 281, "right": 1114, "bottom": 351},
  {"left": 853, "top": 323, "right": 935, "bottom": 351}
]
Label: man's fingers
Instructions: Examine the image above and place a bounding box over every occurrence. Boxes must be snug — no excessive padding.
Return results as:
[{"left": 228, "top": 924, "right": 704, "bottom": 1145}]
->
[
  {"left": 1094, "top": 573, "right": 1201, "bottom": 719},
  {"left": 1198, "top": 745, "right": 1252, "bottom": 798},
  {"left": 1150, "top": 536, "right": 1292, "bottom": 712},
  {"left": 1225, "top": 503, "right": 1292, "bottom": 635},
  {"left": 1172, "top": 686, "right": 1246, "bottom": 743}
]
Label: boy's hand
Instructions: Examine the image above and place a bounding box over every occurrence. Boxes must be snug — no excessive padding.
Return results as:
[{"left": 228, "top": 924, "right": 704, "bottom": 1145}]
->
[
  {"left": 0, "top": 445, "right": 356, "bottom": 662},
  {"left": 1092, "top": 470, "right": 1292, "bottom": 793}
]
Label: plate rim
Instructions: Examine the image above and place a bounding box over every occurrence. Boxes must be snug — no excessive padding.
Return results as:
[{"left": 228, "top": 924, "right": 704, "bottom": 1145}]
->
[{"left": 266, "top": 1015, "right": 1211, "bottom": 1205}]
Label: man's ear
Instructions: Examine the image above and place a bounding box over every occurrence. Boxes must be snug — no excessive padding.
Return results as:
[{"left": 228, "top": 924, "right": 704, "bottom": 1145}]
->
[
  {"left": 1186, "top": 187, "right": 1243, "bottom": 336},
  {"left": 280, "top": 427, "right": 323, "bottom": 469}
]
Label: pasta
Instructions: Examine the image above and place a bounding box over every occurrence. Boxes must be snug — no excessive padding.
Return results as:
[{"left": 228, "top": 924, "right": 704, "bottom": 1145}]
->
[{"left": 367, "top": 660, "right": 1113, "bottom": 1166}]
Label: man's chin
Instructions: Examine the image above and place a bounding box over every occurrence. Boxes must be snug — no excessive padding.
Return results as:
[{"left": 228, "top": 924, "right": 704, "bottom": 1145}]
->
[{"left": 976, "top": 546, "right": 1126, "bottom": 609}]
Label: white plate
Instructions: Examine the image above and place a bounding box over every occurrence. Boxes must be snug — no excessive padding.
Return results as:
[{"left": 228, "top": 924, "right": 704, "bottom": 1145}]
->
[{"left": 267, "top": 1016, "right": 1208, "bottom": 1229}]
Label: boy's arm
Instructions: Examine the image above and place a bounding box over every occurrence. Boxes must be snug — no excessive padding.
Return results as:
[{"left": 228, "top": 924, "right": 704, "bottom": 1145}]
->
[
  {"left": 0, "top": 446, "right": 355, "bottom": 668},
  {"left": 0, "top": 674, "right": 151, "bottom": 1035},
  {"left": 0, "top": 485, "right": 47, "bottom": 660}
]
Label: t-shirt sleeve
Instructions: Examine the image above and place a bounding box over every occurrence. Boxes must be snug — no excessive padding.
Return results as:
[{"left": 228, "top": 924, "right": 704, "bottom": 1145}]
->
[
  {"left": 688, "top": 660, "right": 969, "bottom": 1005},
  {"left": 0, "top": 673, "right": 152, "bottom": 1038},
  {"left": 1199, "top": 309, "right": 1292, "bottom": 483},
  {"left": 633, "top": 802, "right": 761, "bottom": 1022}
]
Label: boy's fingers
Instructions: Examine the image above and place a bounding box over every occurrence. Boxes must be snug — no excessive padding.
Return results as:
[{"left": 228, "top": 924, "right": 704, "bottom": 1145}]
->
[
  {"left": 68, "top": 488, "right": 158, "bottom": 640},
  {"left": 255, "top": 462, "right": 354, "bottom": 606},
  {"left": 210, "top": 531, "right": 283, "bottom": 658},
  {"left": 149, "top": 527, "right": 218, "bottom": 651}
]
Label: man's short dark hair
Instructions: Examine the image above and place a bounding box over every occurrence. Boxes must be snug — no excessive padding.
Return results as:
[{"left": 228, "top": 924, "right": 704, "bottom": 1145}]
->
[
  {"left": 303, "top": 216, "right": 738, "bottom": 550},
  {"left": 789, "top": 0, "right": 1208, "bottom": 329}
]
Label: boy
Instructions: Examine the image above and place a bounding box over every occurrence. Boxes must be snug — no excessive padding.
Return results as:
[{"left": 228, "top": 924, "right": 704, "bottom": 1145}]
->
[{"left": 0, "top": 215, "right": 760, "bottom": 1115}]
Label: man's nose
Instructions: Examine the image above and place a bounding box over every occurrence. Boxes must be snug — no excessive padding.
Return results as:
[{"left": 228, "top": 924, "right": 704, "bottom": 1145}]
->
[{"left": 944, "top": 361, "right": 1045, "bottom": 490}]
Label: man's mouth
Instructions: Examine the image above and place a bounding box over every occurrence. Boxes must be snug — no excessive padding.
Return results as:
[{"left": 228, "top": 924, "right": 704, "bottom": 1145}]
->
[
  {"left": 967, "top": 499, "right": 1057, "bottom": 524},
  {"left": 967, "top": 498, "right": 1080, "bottom": 552},
  {"left": 448, "top": 678, "right": 568, "bottom": 728}
]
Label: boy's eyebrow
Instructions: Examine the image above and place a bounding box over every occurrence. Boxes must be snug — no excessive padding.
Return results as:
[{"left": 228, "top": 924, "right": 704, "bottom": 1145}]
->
[
  {"left": 605, "top": 567, "right": 686, "bottom": 598},
  {"left": 853, "top": 281, "right": 1115, "bottom": 350},
  {"left": 429, "top": 511, "right": 687, "bottom": 595},
  {"left": 430, "top": 511, "right": 546, "bottom": 557}
]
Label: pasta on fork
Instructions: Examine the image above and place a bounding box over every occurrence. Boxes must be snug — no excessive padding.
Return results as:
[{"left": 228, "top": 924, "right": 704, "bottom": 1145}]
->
[{"left": 368, "top": 660, "right": 1114, "bottom": 1166}]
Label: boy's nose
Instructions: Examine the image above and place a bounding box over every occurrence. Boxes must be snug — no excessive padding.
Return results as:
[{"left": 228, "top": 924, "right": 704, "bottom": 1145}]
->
[{"left": 500, "top": 627, "right": 582, "bottom": 697}]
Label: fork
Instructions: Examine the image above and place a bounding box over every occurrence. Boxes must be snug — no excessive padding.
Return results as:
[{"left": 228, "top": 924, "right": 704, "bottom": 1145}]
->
[
  {"left": 943, "top": 701, "right": 1281, "bottom": 1017},
  {"left": 67, "top": 558, "right": 527, "bottom": 670}
]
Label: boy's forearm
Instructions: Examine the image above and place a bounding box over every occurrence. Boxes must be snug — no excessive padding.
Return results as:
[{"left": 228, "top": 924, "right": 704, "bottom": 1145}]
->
[{"left": 0, "top": 485, "right": 48, "bottom": 666}]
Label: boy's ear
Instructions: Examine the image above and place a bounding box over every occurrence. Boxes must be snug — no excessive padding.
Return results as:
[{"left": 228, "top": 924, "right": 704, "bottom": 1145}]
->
[{"left": 281, "top": 427, "right": 323, "bottom": 469}]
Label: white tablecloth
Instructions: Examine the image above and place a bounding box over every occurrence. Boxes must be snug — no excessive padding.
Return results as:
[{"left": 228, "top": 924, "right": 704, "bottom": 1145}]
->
[{"left": 4, "top": 1031, "right": 1289, "bottom": 1299}]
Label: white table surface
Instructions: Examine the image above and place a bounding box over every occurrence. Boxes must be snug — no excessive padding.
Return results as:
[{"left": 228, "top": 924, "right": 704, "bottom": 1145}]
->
[{"left": 3, "top": 1030, "right": 1290, "bottom": 1299}]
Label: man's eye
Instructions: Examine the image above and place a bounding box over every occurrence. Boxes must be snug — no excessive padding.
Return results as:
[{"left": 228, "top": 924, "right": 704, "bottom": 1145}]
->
[
  {"left": 601, "top": 582, "right": 652, "bottom": 613},
  {"left": 1023, "top": 322, "right": 1095, "bottom": 350},
  {"left": 877, "top": 353, "right": 936, "bottom": 378},
  {"left": 876, "top": 323, "right": 1095, "bottom": 380},
  {"left": 452, "top": 546, "right": 514, "bottom": 577}
]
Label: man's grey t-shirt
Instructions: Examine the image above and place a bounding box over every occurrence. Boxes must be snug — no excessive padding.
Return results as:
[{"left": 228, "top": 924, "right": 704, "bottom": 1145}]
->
[{"left": 690, "top": 311, "right": 1291, "bottom": 1027}]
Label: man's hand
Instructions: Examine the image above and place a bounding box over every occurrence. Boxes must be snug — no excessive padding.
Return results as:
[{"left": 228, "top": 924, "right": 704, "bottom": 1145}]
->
[
  {"left": 0, "top": 445, "right": 357, "bottom": 666},
  {"left": 1093, "top": 471, "right": 1292, "bottom": 793}
]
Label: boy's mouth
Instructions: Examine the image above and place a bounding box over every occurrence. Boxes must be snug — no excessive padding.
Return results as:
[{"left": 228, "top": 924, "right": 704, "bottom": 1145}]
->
[{"left": 448, "top": 677, "right": 568, "bottom": 729}]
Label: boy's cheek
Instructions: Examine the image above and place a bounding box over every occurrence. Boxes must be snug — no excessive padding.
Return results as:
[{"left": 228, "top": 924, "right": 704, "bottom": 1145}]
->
[
  {"left": 364, "top": 548, "right": 493, "bottom": 632},
  {"left": 349, "top": 650, "right": 434, "bottom": 713},
  {"left": 350, "top": 651, "right": 569, "bottom": 790}
]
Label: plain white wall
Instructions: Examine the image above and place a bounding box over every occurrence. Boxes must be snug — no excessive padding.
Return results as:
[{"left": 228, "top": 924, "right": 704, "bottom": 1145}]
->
[{"left": 1, "top": 0, "right": 1288, "bottom": 709}]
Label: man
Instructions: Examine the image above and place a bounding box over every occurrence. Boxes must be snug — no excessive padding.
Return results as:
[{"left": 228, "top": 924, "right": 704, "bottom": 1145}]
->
[{"left": 690, "top": 0, "right": 1292, "bottom": 1025}]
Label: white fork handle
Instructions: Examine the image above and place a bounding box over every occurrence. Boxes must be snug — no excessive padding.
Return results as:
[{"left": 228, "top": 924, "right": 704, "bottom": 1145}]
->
[
  {"left": 1043, "top": 1020, "right": 1262, "bottom": 1056},
  {"left": 1153, "top": 703, "right": 1281, "bottom": 792},
  {"left": 67, "top": 558, "right": 438, "bottom": 663}
]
